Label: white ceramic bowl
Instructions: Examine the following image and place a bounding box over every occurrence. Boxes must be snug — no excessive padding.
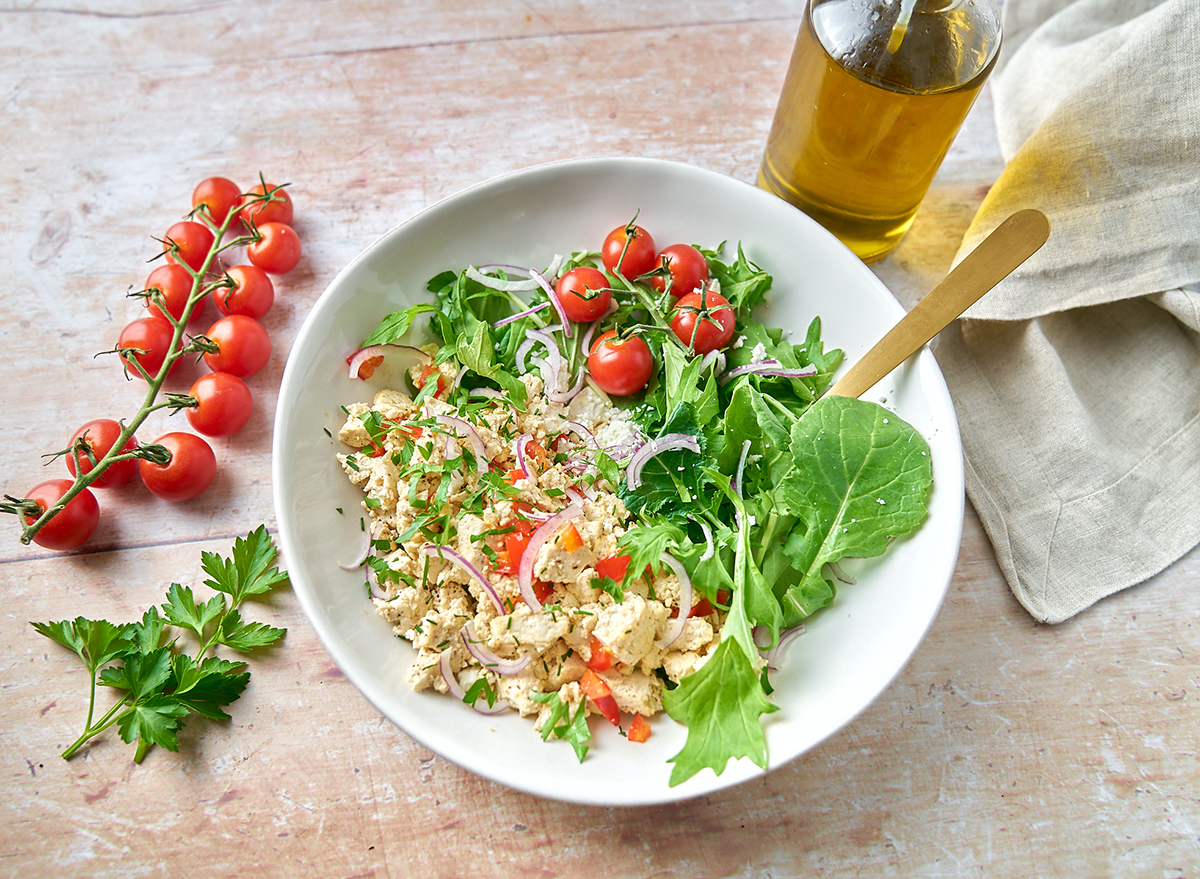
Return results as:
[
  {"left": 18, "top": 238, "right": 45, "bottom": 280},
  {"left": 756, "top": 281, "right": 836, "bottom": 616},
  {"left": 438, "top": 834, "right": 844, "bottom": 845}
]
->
[{"left": 273, "top": 157, "right": 964, "bottom": 806}]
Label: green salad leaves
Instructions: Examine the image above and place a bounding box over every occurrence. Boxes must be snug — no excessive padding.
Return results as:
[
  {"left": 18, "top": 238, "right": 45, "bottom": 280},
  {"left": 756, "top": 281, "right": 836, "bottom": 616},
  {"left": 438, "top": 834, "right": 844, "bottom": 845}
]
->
[{"left": 360, "top": 240, "right": 932, "bottom": 786}]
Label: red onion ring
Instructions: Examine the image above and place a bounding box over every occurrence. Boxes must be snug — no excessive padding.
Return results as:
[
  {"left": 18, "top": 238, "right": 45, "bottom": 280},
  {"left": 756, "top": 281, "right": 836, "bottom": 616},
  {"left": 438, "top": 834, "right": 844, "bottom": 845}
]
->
[
  {"left": 530, "top": 268, "right": 571, "bottom": 339},
  {"left": 433, "top": 415, "right": 488, "bottom": 466},
  {"left": 338, "top": 526, "right": 371, "bottom": 571},
  {"left": 698, "top": 521, "right": 715, "bottom": 561},
  {"left": 494, "top": 301, "right": 551, "bottom": 328},
  {"left": 625, "top": 433, "right": 701, "bottom": 490},
  {"left": 517, "top": 501, "right": 583, "bottom": 610},
  {"left": 466, "top": 265, "right": 541, "bottom": 292},
  {"left": 655, "top": 551, "right": 693, "bottom": 648},
  {"left": 719, "top": 359, "right": 818, "bottom": 385},
  {"left": 421, "top": 544, "right": 504, "bottom": 614},
  {"left": 461, "top": 620, "right": 531, "bottom": 676},
  {"left": 439, "top": 650, "right": 510, "bottom": 715},
  {"left": 513, "top": 432, "right": 535, "bottom": 481},
  {"left": 732, "top": 438, "right": 752, "bottom": 498},
  {"left": 347, "top": 343, "right": 431, "bottom": 380}
]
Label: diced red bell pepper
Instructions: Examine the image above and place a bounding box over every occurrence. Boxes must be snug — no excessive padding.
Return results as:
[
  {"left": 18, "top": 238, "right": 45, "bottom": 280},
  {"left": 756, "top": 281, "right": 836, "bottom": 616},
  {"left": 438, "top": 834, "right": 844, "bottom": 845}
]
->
[
  {"left": 580, "top": 669, "right": 621, "bottom": 726},
  {"left": 414, "top": 364, "right": 448, "bottom": 398},
  {"left": 595, "top": 552, "right": 631, "bottom": 582},
  {"left": 627, "top": 713, "right": 652, "bottom": 743},
  {"left": 585, "top": 634, "right": 613, "bottom": 672},
  {"left": 559, "top": 521, "right": 583, "bottom": 553}
]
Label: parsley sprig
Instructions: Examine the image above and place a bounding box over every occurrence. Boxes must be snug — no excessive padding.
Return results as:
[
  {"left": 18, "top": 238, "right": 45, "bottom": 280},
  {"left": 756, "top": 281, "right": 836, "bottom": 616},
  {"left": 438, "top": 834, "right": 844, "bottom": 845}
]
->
[{"left": 33, "top": 526, "right": 288, "bottom": 762}]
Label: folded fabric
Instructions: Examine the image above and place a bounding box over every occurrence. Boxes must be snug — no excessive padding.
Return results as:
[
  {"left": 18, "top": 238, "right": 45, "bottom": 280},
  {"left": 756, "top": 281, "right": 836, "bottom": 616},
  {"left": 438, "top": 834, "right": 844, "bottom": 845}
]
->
[{"left": 932, "top": 0, "right": 1200, "bottom": 622}]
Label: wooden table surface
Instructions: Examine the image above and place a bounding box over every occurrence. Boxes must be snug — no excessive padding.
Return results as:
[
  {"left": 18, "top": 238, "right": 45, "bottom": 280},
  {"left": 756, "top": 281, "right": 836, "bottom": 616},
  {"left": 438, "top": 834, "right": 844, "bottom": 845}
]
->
[{"left": 2, "top": 2, "right": 1197, "bottom": 877}]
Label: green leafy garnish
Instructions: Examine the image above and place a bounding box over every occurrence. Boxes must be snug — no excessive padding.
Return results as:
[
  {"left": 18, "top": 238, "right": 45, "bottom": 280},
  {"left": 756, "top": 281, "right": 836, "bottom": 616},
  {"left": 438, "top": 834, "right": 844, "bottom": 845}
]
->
[{"left": 33, "top": 526, "right": 288, "bottom": 762}]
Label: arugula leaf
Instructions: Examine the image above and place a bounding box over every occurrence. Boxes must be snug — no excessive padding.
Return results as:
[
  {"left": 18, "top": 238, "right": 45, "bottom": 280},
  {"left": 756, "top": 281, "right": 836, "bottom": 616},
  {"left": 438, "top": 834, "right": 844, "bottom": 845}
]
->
[
  {"left": 775, "top": 396, "right": 933, "bottom": 625},
  {"left": 359, "top": 303, "right": 438, "bottom": 348},
  {"left": 662, "top": 637, "right": 777, "bottom": 786}
]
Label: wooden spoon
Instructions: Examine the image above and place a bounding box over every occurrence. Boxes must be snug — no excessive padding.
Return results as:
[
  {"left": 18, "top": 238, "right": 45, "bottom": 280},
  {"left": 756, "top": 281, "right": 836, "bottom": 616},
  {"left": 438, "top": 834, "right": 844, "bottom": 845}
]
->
[{"left": 824, "top": 208, "right": 1051, "bottom": 399}]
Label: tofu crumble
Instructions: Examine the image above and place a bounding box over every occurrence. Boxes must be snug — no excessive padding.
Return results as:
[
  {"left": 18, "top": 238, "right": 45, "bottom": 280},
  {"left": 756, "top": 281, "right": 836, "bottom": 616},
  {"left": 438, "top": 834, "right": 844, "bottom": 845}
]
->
[{"left": 338, "top": 359, "right": 722, "bottom": 735}]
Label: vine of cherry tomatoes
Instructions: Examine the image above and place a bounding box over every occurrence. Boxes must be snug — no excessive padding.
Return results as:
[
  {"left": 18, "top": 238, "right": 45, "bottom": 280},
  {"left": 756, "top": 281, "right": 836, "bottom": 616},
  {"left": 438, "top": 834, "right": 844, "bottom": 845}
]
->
[
  {"left": 3, "top": 176, "right": 302, "bottom": 551},
  {"left": 585, "top": 219, "right": 736, "bottom": 398}
]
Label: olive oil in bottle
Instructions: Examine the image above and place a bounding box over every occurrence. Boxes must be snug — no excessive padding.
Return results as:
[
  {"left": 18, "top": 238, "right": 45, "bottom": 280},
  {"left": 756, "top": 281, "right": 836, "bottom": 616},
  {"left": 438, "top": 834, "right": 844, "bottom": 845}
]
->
[{"left": 758, "top": 0, "right": 1001, "bottom": 262}]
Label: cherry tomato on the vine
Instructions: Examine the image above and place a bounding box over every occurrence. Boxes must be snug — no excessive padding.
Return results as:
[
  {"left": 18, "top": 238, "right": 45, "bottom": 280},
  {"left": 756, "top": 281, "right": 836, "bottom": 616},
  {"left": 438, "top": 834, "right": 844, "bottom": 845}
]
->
[
  {"left": 118, "top": 316, "right": 179, "bottom": 379},
  {"left": 185, "top": 372, "right": 254, "bottom": 437},
  {"left": 139, "top": 432, "right": 216, "bottom": 502},
  {"left": 237, "top": 182, "right": 294, "bottom": 227},
  {"left": 144, "top": 263, "right": 203, "bottom": 323},
  {"left": 202, "top": 314, "right": 271, "bottom": 378},
  {"left": 65, "top": 419, "right": 139, "bottom": 487},
  {"left": 214, "top": 265, "right": 274, "bottom": 319},
  {"left": 554, "top": 267, "right": 612, "bottom": 323},
  {"left": 191, "top": 177, "right": 242, "bottom": 226},
  {"left": 163, "top": 220, "right": 215, "bottom": 273},
  {"left": 650, "top": 243, "right": 710, "bottom": 297},
  {"left": 587, "top": 330, "right": 654, "bottom": 397},
  {"left": 670, "top": 288, "right": 736, "bottom": 354},
  {"left": 601, "top": 223, "right": 657, "bottom": 278},
  {"left": 247, "top": 222, "right": 302, "bottom": 275},
  {"left": 21, "top": 479, "right": 100, "bottom": 551}
]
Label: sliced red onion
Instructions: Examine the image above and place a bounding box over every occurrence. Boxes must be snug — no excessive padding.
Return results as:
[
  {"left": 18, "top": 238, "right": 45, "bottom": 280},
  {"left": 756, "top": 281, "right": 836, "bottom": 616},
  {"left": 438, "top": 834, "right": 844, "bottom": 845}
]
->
[
  {"left": 827, "top": 560, "right": 857, "bottom": 585},
  {"left": 421, "top": 544, "right": 504, "bottom": 613},
  {"left": 517, "top": 501, "right": 583, "bottom": 611},
  {"left": 466, "top": 265, "right": 541, "bottom": 293},
  {"left": 513, "top": 432, "right": 535, "bottom": 480},
  {"left": 433, "top": 415, "right": 488, "bottom": 466},
  {"left": 461, "top": 620, "right": 531, "bottom": 676},
  {"left": 561, "top": 421, "right": 598, "bottom": 448},
  {"left": 547, "top": 365, "right": 586, "bottom": 404},
  {"left": 655, "top": 552, "right": 693, "bottom": 649},
  {"left": 763, "top": 623, "right": 807, "bottom": 671},
  {"left": 494, "top": 301, "right": 551, "bottom": 328},
  {"left": 699, "top": 349, "right": 727, "bottom": 375},
  {"left": 719, "top": 359, "right": 818, "bottom": 385},
  {"left": 449, "top": 364, "right": 469, "bottom": 392},
  {"left": 529, "top": 356, "right": 559, "bottom": 393},
  {"left": 580, "top": 303, "right": 616, "bottom": 354},
  {"left": 439, "top": 649, "right": 511, "bottom": 715},
  {"left": 530, "top": 268, "right": 572, "bottom": 339},
  {"left": 625, "top": 433, "right": 702, "bottom": 491},
  {"left": 347, "top": 343, "right": 431, "bottom": 381}
]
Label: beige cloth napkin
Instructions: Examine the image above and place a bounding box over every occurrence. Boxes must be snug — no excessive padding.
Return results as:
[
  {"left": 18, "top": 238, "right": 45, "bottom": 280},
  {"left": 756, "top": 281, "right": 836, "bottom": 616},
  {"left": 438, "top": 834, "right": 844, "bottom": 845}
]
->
[{"left": 933, "top": 0, "right": 1200, "bottom": 622}]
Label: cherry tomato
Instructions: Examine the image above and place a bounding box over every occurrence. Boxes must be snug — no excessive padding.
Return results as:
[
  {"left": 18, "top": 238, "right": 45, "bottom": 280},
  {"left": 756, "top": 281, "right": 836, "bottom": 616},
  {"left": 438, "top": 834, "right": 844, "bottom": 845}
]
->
[
  {"left": 163, "top": 220, "right": 215, "bottom": 273},
  {"left": 650, "top": 243, "right": 710, "bottom": 296},
  {"left": 247, "top": 222, "right": 302, "bottom": 274},
  {"left": 144, "top": 263, "right": 203, "bottom": 323},
  {"left": 554, "top": 267, "right": 612, "bottom": 323},
  {"left": 185, "top": 372, "right": 253, "bottom": 437},
  {"left": 202, "top": 314, "right": 271, "bottom": 378},
  {"left": 237, "top": 182, "right": 294, "bottom": 227},
  {"left": 670, "top": 288, "right": 736, "bottom": 354},
  {"left": 580, "top": 669, "right": 622, "bottom": 726},
  {"left": 20, "top": 479, "right": 100, "bottom": 551},
  {"left": 214, "top": 265, "right": 274, "bottom": 319},
  {"left": 139, "top": 432, "right": 216, "bottom": 502},
  {"left": 601, "top": 223, "right": 657, "bottom": 278},
  {"left": 65, "top": 419, "right": 138, "bottom": 488},
  {"left": 191, "top": 177, "right": 242, "bottom": 226},
  {"left": 587, "top": 331, "right": 653, "bottom": 397},
  {"left": 118, "top": 316, "right": 179, "bottom": 379}
]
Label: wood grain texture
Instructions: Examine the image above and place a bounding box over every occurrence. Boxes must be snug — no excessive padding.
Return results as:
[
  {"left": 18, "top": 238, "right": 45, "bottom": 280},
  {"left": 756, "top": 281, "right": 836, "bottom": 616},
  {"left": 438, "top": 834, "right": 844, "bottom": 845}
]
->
[{"left": 1, "top": 2, "right": 1196, "bottom": 877}]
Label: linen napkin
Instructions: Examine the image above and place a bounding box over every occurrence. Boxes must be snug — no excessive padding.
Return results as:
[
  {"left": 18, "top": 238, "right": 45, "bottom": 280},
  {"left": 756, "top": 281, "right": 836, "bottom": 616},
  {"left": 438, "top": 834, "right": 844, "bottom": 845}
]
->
[{"left": 932, "top": 0, "right": 1200, "bottom": 622}]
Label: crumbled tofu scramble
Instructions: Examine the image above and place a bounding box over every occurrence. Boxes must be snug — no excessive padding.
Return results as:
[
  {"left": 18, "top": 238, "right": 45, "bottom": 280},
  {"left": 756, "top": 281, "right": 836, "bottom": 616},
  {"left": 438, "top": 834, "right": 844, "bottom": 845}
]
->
[{"left": 338, "top": 359, "right": 722, "bottom": 735}]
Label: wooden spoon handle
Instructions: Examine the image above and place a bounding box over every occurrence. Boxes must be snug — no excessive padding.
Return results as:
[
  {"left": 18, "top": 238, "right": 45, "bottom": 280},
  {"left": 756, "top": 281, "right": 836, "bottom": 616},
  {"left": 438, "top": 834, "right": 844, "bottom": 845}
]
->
[{"left": 825, "top": 208, "right": 1051, "bottom": 399}]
